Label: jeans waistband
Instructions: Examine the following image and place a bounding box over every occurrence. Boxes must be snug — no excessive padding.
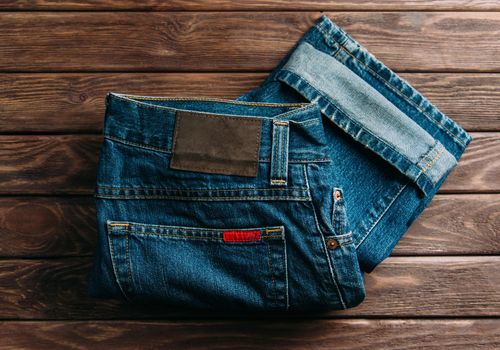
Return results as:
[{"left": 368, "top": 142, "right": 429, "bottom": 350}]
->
[
  {"left": 273, "top": 15, "right": 472, "bottom": 196},
  {"left": 103, "top": 93, "right": 330, "bottom": 165}
]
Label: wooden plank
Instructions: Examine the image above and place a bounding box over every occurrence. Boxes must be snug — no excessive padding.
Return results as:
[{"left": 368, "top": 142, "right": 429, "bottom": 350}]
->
[
  {"left": 0, "top": 197, "right": 95, "bottom": 257},
  {"left": 1, "top": 73, "right": 498, "bottom": 133},
  {"left": 0, "top": 195, "right": 498, "bottom": 258},
  {"left": 441, "top": 133, "right": 500, "bottom": 193},
  {"left": 395, "top": 194, "right": 500, "bottom": 255},
  {"left": 1, "top": 12, "right": 499, "bottom": 72},
  {"left": 0, "top": 135, "right": 100, "bottom": 195},
  {"left": 0, "top": 256, "right": 498, "bottom": 319},
  {"left": 1, "top": 0, "right": 499, "bottom": 11},
  {"left": 0, "top": 133, "right": 496, "bottom": 195},
  {"left": 0, "top": 320, "right": 499, "bottom": 350}
]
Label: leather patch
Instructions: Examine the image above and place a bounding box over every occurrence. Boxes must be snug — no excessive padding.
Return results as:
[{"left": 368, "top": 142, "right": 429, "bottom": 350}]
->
[{"left": 170, "top": 110, "right": 262, "bottom": 177}]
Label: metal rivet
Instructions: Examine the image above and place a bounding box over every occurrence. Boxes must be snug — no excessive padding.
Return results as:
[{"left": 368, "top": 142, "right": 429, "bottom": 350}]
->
[
  {"left": 326, "top": 238, "right": 338, "bottom": 249},
  {"left": 334, "top": 190, "right": 342, "bottom": 201}
]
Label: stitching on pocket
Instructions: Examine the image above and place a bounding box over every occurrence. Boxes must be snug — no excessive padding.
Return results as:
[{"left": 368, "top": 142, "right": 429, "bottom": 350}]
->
[
  {"left": 106, "top": 223, "right": 131, "bottom": 302},
  {"left": 266, "top": 236, "right": 278, "bottom": 304}
]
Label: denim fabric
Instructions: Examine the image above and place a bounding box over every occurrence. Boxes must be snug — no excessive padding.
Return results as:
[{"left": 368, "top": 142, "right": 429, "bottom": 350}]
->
[{"left": 87, "top": 15, "right": 471, "bottom": 312}]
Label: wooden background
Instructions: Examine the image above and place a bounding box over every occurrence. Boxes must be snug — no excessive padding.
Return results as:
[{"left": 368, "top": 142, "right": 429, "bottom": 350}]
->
[{"left": 0, "top": 1, "right": 499, "bottom": 349}]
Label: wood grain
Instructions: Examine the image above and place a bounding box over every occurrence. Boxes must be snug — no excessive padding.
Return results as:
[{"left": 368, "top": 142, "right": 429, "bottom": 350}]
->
[
  {"left": 1, "top": 0, "right": 499, "bottom": 11},
  {"left": 0, "top": 135, "right": 100, "bottom": 194},
  {"left": 1, "top": 12, "right": 499, "bottom": 72},
  {"left": 0, "top": 319, "right": 499, "bottom": 350},
  {"left": 0, "top": 133, "right": 496, "bottom": 195},
  {"left": 0, "top": 257, "right": 498, "bottom": 319},
  {"left": 0, "top": 197, "right": 95, "bottom": 257},
  {"left": 1, "top": 73, "right": 498, "bottom": 133},
  {"left": 395, "top": 194, "right": 500, "bottom": 255},
  {"left": 0, "top": 195, "right": 497, "bottom": 258},
  {"left": 441, "top": 133, "right": 500, "bottom": 193}
]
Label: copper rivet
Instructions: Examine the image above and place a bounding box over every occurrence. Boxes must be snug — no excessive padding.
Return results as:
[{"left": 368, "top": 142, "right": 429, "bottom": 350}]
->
[
  {"left": 327, "top": 238, "right": 338, "bottom": 249},
  {"left": 335, "top": 190, "right": 342, "bottom": 200}
]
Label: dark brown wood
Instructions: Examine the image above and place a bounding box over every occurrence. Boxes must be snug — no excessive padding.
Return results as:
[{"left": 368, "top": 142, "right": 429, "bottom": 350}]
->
[
  {"left": 0, "top": 197, "right": 96, "bottom": 257},
  {"left": 0, "top": 133, "right": 496, "bottom": 195},
  {"left": 0, "top": 2, "right": 498, "bottom": 349},
  {"left": 0, "top": 195, "right": 497, "bottom": 258},
  {"left": 1, "top": 0, "right": 499, "bottom": 11},
  {"left": 1, "top": 12, "right": 499, "bottom": 72},
  {"left": 1, "top": 73, "right": 498, "bottom": 133},
  {"left": 0, "top": 256, "right": 498, "bottom": 319},
  {"left": 0, "top": 319, "right": 499, "bottom": 350},
  {"left": 0, "top": 135, "right": 101, "bottom": 194}
]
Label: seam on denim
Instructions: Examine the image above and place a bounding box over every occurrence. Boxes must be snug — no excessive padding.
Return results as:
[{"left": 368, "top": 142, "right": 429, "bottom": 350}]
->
[
  {"left": 105, "top": 135, "right": 170, "bottom": 153},
  {"left": 112, "top": 222, "right": 283, "bottom": 233},
  {"left": 171, "top": 110, "right": 182, "bottom": 163},
  {"left": 112, "top": 224, "right": 277, "bottom": 233},
  {"left": 98, "top": 185, "right": 309, "bottom": 192},
  {"left": 105, "top": 135, "right": 329, "bottom": 164},
  {"left": 125, "top": 226, "right": 134, "bottom": 297},
  {"left": 282, "top": 231, "right": 290, "bottom": 311},
  {"left": 94, "top": 194, "right": 311, "bottom": 200},
  {"left": 422, "top": 145, "right": 445, "bottom": 173},
  {"left": 106, "top": 223, "right": 131, "bottom": 302},
  {"left": 113, "top": 93, "right": 308, "bottom": 107},
  {"left": 315, "top": 20, "right": 349, "bottom": 48},
  {"left": 332, "top": 188, "right": 346, "bottom": 235},
  {"left": 110, "top": 93, "right": 314, "bottom": 120},
  {"left": 266, "top": 235, "right": 278, "bottom": 307},
  {"left": 290, "top": 118, "right": 320, "bottom": 126},
  {"left": 270, "top": 180, "right": 287, "bottom": 184},
  {"left": 177, "top": 111, "right": 262, "bottom": 123},
  {"left": 261, "top": 158, "right": 331, "bottom": 163},
  {"left": 355, "top": 182, "right": 409, "bottom": 250},
  {"left": 108, "top": 222, "right": 130, "bottom": 226},
  {"left": 280, "top": 70, "right": 419, "bottom": 170},
  {"left": 303, "top": 164, "right": 346, "bottom": 309},
  {"left": 274, "top": 103, "right": 318, "bottom": 120},
  {"left": 332, "top": 45, "right": 467, "bottom": 147},
  {"left": 111, "top": 229, "right": 281, "bottom": 240},
  {"left": 309, "top": 26, "right": 467, "bottom": 146}
]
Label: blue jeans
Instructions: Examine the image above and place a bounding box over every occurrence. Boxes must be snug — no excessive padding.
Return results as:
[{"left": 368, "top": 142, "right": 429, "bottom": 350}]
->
[{"left": 87, "top": 15, "right": 471, "bottom": 312}]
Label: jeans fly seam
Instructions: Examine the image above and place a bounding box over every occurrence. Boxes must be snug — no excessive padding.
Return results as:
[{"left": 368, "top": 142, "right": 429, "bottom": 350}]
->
[
  {"left": 333, "top": 44, "right": 467, "bottom": 147},
  {"left": 303, "top": 164, "right": 346, "bottom": 309},
  {"left": 355, "top": 182, "right": 409, "bottom": 250}
]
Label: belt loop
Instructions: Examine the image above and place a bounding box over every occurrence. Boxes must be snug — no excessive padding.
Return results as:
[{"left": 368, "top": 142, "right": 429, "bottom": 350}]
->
[{"left": 270, "top": 120, "right": 289, "bottom": 186}]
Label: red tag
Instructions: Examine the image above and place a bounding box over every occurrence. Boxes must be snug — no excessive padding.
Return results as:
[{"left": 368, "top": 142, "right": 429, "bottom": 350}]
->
[{"left": 223, "top": 230, "right": 261, "bottom": 242}]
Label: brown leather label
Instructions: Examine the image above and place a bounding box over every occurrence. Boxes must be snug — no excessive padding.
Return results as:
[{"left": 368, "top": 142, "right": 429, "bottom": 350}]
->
[{"left": 170, "top": 110, "right": 262, "bottom": 177}]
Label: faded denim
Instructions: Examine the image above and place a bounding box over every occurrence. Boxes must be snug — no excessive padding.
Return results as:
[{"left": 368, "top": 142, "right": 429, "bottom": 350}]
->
[{"left": 87, "top": 15, "right": 471, "bottom": 312}]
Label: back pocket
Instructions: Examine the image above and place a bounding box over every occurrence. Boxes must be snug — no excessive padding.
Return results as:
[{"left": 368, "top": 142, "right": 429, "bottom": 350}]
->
[{"left": 106, "top": 220, "right": 289, "bottom": 311}]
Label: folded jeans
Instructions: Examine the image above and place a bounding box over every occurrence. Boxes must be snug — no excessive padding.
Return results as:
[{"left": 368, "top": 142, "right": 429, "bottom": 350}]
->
[{"left": 87, "top": 15, "right": 471, "bottom": 312}]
